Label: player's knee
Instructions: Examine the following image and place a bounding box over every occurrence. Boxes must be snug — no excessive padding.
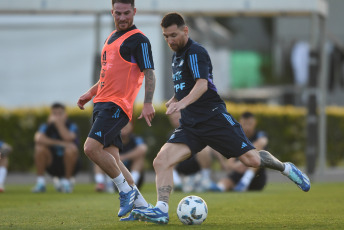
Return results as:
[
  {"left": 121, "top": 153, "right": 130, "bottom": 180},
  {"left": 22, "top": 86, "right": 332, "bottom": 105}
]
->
[
  {"left": 83, "top": 142, "right": 97, "bottom": 158},
  {"left": 64, "top": 149, "right": 79, "bottom": 163},
  {"left": 153, "top": 155, "right": 163, "bottom": 171},
  {"left": 240, "top": 150, "right": 260, "bottom": 168},
  {"left": 65, "top": 144, "right": 78, "bottom": 155},
  {"left": 34, "top": 144, "right": 49, "bottom": 156},
  {"left": 153, "top": 151, "right": 169, "bottom": 171},
  {"left": 249, "top": 156, "right": 261, "bottom": 168}
]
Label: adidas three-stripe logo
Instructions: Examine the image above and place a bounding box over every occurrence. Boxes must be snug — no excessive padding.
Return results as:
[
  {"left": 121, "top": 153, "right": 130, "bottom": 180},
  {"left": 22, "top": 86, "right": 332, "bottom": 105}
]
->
[
  {"left": 129, "top": 191, "right": 136, "bottom": 205},
  {"left": 241, "top": 142, "right": 247, "bottom": 149},
  {"left": 142, "top": 208, "right": 164, "bottom": 217}
]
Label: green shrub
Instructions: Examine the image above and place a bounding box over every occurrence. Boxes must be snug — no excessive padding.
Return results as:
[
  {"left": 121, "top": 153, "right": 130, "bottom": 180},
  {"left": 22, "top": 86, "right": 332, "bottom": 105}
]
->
[{"left": 1, "top": 104, "right": 343, "bottom": 172}]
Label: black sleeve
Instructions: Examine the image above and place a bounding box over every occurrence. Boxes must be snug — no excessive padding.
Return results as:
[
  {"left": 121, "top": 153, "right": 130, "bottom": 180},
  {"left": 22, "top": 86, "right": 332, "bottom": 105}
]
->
[{"left": 134, "top": 34, "right": 155, "bottom": 71}]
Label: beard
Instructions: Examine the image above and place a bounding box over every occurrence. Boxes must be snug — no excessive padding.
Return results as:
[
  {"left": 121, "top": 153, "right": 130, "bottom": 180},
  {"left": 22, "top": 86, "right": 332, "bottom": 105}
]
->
[
  {"left": 169, "top": 44, "right": 181, "bottom": 52},
  {"left": 116, "top": 20, "right": 133, "bottom": 31}
]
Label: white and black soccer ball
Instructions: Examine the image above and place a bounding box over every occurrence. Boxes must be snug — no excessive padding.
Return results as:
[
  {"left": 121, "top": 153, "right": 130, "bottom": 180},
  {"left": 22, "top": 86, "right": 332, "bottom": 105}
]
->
[{"left": 176, "top": 195, "right": 208, "bottom": 225}]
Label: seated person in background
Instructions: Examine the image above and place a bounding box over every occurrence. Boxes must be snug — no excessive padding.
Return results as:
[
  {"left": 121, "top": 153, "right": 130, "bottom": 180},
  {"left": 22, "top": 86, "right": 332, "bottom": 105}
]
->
[
  {"left": 33, "top": 102, "right": 80, "bottom": 193},
  {"left": 0, "top": 141, "right": 13, "bottom": 192},
  {"left": 168, "top": 111, "right": 214, "bottom": 192},
  {"left": 211, "top": 111, "right": 268, "bottom": 192},
  {"left": 174, "top": 146, "right": 214, "bottom": 192},
  {"left": 94, "top": 121, "right": 147, "bottom": 192}
]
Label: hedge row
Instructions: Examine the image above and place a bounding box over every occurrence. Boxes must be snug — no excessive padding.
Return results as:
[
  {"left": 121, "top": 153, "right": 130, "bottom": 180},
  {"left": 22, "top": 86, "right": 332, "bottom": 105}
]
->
[{"left": 0, "top": 103, "right": 343, "bottom": 172}]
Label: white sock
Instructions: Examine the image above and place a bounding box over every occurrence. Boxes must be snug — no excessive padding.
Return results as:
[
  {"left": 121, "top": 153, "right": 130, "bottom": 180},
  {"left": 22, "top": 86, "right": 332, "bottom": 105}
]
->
[
  {"left": 112, "top": 173, "right": 131, "bottom": 193},
  {"left": 131, "top": 171, "right": 140, "bottom": 185},
  {"left": 37, "top": 176, "right": 45, "bottom": 185},
  {"left": 173, "top": 169, "right": 182, "bottom": 186},
  {"left": 156, "top": 201, "right": 169, "bottom": 213},
  {"left": 0, "top": 167, "right": 7, "bottom": 185},
  {"left": 282, "top": 163, "right": 291, "bottom": 176},
  {"left": 95, "top": 173, "right": 105, "bottom": 184},
  {"left": 239, "top": 169, "right": 255, "bottom": 185},
  {"left": 201, "top": 168, "right": 211, "bottom": 180},
  {"left": 133, "top": 185, "right": 149, "bottom": 208},
  {"left": 217, "top": 183, "right": 226, "bottom": 192},
  {"left": 60, "top": 178, "right": 70, "bottom": 185}
]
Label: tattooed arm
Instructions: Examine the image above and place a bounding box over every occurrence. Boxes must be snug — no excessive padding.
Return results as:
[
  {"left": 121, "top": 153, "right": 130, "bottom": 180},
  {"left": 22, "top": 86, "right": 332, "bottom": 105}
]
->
[{"left": 138, "top": 69, "right": 156, "bottom": 126}]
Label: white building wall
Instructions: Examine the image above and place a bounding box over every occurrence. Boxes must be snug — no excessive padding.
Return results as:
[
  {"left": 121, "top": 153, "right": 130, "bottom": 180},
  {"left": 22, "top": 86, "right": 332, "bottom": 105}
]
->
[{"left": 0, "top": 14, "right": 164, "bottom": 108}]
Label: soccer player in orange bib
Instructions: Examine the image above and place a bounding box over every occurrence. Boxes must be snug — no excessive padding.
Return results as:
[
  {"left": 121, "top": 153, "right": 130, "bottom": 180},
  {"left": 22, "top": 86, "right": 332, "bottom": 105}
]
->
[{"left": 77, "top": 0, "right": 155, "bottom": 220}]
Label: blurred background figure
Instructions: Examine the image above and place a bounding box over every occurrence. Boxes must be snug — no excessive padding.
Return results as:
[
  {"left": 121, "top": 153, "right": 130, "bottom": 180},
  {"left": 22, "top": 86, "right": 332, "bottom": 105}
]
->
[
  {"left": 168, "top": 111, "right": 215, "bottom": 192},
  {"left": 94, "top": 121, "right": 147, "bottom": 193},
  {"left": 174, "top": 146, "right": 214, "bottom": 192},
  {"left": 33, "top": 103, "right": 80, "bottom": 193},
  {"left": 290, "top": 40, "right": 310, "bottom": 87},
  {"left": 0, "top": 140, "right": 13, "bottom": 192},
  {"left": 210, "top": 111, "right": 268, "bottom": 192}
]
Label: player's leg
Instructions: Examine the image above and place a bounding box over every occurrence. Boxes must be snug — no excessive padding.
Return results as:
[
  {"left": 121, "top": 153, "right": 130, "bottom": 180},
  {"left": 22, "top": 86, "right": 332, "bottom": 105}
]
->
[
  {"left": 155, "top": 143, "right": 191, "bottom": 204},
  {"left": 63, "top": 143, "right": 79, "bottom": 179},
  {"left": 133, "top": 143, "right": 191, "bottom": 224},
  {"left": 233, "top": 167, "right": 258, "bottom": 192},
  {"left": 84, "top": 138, "right": 122, "bottom": 178},
  {"left": 211, "top": 112, "right": 310, "bottom": 192},
  {"left": 60, "top": 143, "right": 79, "bottom": 193},
  {"left": 128, "top": 152, "right": 145, "bottom": 186},
  {"left": 85, "top": 138, "right": 137, "bottom": 216},
  {"left": 213, "top": 175, "right": 237, "bottom": 192},
  {"left": 32, "top": 144, "right": 52, "bottom": 192},
  {"left": 196, "top": 146, "right": 214, "bottom": 191},
  {"left": 104, "top": 144, "right": 151, "bottom": 221},
  {"left": 0, "top": 156, "right": 9, "bottom": 192},
  {"left": 94, "top": 164, "right": 106, "bottom": 192},
  {"left": 117, "top": 160, "right": 152, "bottom": 221},
  {"left": 239, "top": 149, "right": 310, "bottom": 192},
  {"left": 246, "top": 168, "right": 267, "bottom": 191},
  {"left": 172, "top": 167, "right": 183, "bottom": 191},
  {"left": 175, "top": 156, "right": 201, "bottom": 192}
]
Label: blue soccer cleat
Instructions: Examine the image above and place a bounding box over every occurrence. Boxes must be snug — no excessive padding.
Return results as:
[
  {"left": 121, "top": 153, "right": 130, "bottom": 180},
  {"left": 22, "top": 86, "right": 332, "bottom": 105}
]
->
[
  {"left": 233, "top": 181, "right": 249, "bottom": 192},
  {"left": 208, "top": 182, "right": 222, "bottom": 192},
  {"left": 132, "top": 206, "right": 169, "bottom": 224},
  {"left": 120, "top": 204, "right": 154, "bottom": 221},
  {"left": 32, "top": 183, "right": 46, "bottom": 193},
  {"left": 117, "top": 188, "right": 138, "bottom": 217},
  {"left": 283, "top": 162, "right": 311, "bottom": 192},
  {"left": 60, "top": 179, "right": 73, "bottom": 193}
]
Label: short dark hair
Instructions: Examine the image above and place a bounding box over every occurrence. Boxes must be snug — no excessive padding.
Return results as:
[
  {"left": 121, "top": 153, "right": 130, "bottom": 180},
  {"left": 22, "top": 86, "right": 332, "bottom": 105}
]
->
[
  {"left": 112, "top": 0, "right": 135, "bottom": 7},
  {"left": 51, "top": 102, "right": 65, "bottom": 110},
  {"left": 241, "top": 111, "right": 254, "bottom": 119},
  {"left": 160, "top": 12, "right": 186, "bottom": 28}
]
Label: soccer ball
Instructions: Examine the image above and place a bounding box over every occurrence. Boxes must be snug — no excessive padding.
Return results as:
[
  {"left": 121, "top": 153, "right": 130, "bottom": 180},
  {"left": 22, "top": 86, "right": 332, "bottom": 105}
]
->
[{"left": 176, "top": 195, "right": 208, "bottom": 225}]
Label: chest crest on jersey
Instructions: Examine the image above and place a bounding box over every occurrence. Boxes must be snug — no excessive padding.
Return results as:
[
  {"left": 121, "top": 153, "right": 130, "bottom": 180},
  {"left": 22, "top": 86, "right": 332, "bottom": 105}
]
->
[
  {"left": 172, "top": 58, "right": 184, "bottom": 67},
  {"left": 172, "top": 71, "right": 183, "bottom": 81}
]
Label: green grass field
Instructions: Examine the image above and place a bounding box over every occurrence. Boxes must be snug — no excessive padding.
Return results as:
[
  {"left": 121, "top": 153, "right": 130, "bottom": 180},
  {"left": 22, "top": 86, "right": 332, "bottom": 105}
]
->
[{"left": 1, "top": 182, "right": 343, "bottom": 229}]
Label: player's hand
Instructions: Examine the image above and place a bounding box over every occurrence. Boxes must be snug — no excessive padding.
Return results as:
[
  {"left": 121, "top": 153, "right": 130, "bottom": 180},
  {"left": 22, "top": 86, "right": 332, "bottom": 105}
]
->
[
  {"left": 138, "top": 103, "right": 155, "bottom": 127},
  {"left": 165, "top": 97, "right": 178, "bottom": 108},
  {"left": 77, "top": 92, "right": 93, "bottom": 110},
  {"left": 166, "top": 101, "right": 185, "bottom": 115}
]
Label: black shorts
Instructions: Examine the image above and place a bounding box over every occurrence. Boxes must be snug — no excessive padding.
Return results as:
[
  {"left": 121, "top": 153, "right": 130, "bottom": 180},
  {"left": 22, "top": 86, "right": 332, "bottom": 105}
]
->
[
  {"left": 167, "top": 112, "right": 255, "bottom": 159},
  {"left": 88, "top": 102, "right": 129, "bottom": 150},
  {"left": 176, "top": 156, "right": 201, "bottom": 175},
  {"left": 46, "top": 148, "right": 81, "bottom": 178},
  {"left": 228, "top": 168, "right": 267, "bottom": 191}
]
